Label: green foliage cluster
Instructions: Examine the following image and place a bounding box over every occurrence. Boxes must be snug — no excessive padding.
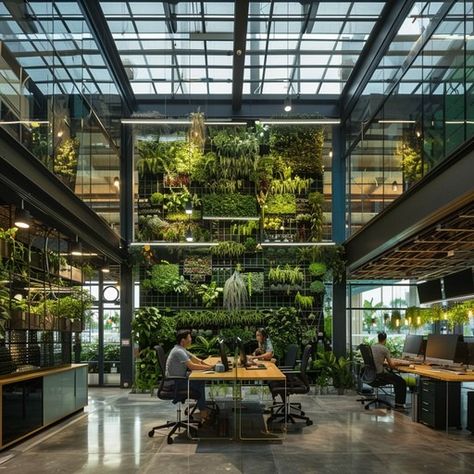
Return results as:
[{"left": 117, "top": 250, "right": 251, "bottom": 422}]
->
[
  {"left": 265, "top": 193, "right": 297, "bottom": 214},
  {"left": 54, "top": 137, "right": 79, "bottom": 177},
  {"left": 202, "top": 193, "right": 258, "bottom": 217},
  {"left": 309, "top": 280, "right": 325, "bottom": 294},
  {"left": 136, "top": 138, "right": 204, "bottom": 178},
  {"left": 134, "top": 348, "right": 160, "bottom": 393},
  {"left": 190, "top": 335, "right": 220, "bottom": 357},
  {"left": 196, "top": 281, "right": 223, "bottom": 308},
  {"left": 294, "top": 291, "right": 314, "bottom": 309},
  {"left": 308, "top": 262, "right": 327, "bottom": 277},
  {"left": 175, "top": 309, "right": 268, "bottom": 328},
  {"left": 362, "top": 336, "right": 405, "bottom": 358},
  {"left": 132, "top": 307, "right": 176, "bottom": 351},
  {"left": 142, "top": 263, "right": 180, "bottom": 294},
  {"left": 268, "top": 265, "right": 304, "bottom": 285},
  {"left": 37, "top": 288, "right": 94, "bottom": 322},
  {"left": 265, "top": 307, "right": 301, "bottom": 361},
  {"left": 313, "top": 351, "right": 353, "bottom": 391},
  {"left": 242, "top": 272, "right": 264, "bottom": 296},
  {"left": 398, "top": 138, "right": 427, "bottom": 184},
  {"left": 308, "top": 191, "right": 325, "bottom": 242},
  {"left": 269, "top": 125, "right": 324, "bottom": 175},
  {"left": 211, "top": 241, "right": 246, "bottom": 258},
  {"left": 231, "top": 220, "right": 258, "bottom": 236}
]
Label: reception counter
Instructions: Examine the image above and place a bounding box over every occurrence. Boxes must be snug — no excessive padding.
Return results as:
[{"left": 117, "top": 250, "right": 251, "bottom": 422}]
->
[{"left": 0, "top": 364, "right": 88, "bottom": 449}]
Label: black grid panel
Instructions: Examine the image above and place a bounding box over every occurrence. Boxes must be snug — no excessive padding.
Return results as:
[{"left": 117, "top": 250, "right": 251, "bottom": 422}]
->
[{"left": 2, "top": 330, "right": 71, "bottom": 375}]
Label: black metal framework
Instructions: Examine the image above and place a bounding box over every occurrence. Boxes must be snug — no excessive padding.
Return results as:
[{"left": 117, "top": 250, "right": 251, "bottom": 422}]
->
[
  {"left": 340, "top": 0, "right": 415, "bottom": 122},
  {"left": 78, "top": 0, "right": 136, "bottom": 115},
  {"left": 0, "top": 126, "right": 125, "bottom": 264},
  {"left": 231, "top": 0, "right": 249, "bottom": 111}
]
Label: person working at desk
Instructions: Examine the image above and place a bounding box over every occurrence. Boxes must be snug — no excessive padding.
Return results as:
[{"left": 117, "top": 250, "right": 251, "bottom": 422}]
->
[
  {"left": 251, "top": 328, "right": 274, "bottom": 362},
  {"left": 166, "top": 329, "right": 213, "bottom": 422},
  {"left": 371, "top": 332, "right": 407, "bottom": 409}
]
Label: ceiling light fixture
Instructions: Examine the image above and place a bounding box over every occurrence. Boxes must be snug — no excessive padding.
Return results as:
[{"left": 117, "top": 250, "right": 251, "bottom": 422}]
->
[
  {"left": 113, "top": 177, "right": 120, "bottom": 189},
  {"left": 258, "top": 119, "right": 340, "bottom": 125},
  {"left": 14, "top": 201, "right": 31, "bottom": 229},
  {"left": 378, "top": 120, "right": 416, "bottom": 124},
  {"left": 391, "top": 180, "right": 398, "bottom": 192},
  {"left": 284, "top": 96, "right": 292, "bottom": 113},
  {"left": 121, "top": 118, "right": 246, "bottom": 126}
]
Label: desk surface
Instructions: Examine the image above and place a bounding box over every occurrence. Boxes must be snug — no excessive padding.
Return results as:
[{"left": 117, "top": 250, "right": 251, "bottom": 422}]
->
[
  {"left": 189, "top": 357, "right": 285, "bottom": 381},
  {"left": 0, "top": 364, "right": 88, "bottom": 385},
  {"left": 396, "top": 365, "right": 474, "bottom": 382}
]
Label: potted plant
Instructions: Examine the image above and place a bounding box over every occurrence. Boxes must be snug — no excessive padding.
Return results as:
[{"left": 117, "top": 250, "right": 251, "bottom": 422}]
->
[{"left": 331, "top": 356, "right": 353, "bottom": 395}]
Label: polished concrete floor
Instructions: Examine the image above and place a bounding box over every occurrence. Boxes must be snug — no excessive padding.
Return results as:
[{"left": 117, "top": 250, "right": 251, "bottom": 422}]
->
[{"left": 1, "top": 387, "right": 474, "bottom": 473}]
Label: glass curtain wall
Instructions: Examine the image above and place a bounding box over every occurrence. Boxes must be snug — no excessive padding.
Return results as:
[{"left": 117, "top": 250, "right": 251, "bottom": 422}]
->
[
  {"left": 0, "top": 1, "right": 122, "bottom": 230},
  {"left": 345, "top": 1, "right": 474, "bottom": 235}
]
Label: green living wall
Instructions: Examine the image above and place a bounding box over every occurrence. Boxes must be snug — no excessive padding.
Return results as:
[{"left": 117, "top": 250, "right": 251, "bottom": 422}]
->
[{"left": 131, "top": 117, "right": 344, "bottom": 391}]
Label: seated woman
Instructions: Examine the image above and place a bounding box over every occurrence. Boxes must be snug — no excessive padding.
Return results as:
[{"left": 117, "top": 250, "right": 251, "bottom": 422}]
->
[{"left": 251, "top": 327, "right": 274, "bottom": 361}]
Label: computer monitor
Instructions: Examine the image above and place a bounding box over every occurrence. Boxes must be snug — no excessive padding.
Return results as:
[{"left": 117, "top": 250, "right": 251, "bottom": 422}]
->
[
  {"left": 236, "top": 337, "right": 247, "bottom": 366},
  {"left": 425, "top": 334, "right": 462, "bottom": 366},
  {"left": 402, "top": 335, "right": 424, "bottom": 359},
  {"left": 219, "top": 339, "right": 229, "bottom": 371},
  {"left": 417, "top": 279, "right": 443, "bottom": 304},
  {"left": 443, "top": 268, "right": 474, "bottom": 299}
]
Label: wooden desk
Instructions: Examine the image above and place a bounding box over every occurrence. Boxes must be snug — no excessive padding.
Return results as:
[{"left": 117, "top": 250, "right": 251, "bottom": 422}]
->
[
  {"left": 188, "top": 358, "right": 286, "bottom": 441},
  {"left": 189, "top": 358, "right": 285, "bottom": 382},
  {"left": 396, "top": 365, "right": 474, "bottom": 382},
  {"left": 395, "top": 364, "right": 474, "bottom": 431}
]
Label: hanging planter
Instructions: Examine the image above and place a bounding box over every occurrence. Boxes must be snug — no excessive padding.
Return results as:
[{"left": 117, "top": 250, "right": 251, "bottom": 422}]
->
[{"left": 223, "top": 270, "right": 248, "bottom": 312}]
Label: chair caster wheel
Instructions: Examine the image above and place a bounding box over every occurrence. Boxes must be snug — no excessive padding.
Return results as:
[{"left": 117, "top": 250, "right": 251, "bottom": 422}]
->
[
  {"left": 148, "top": 430, "right": 154, "bottom": 438},
  {"left": 306, "top": 420, "right": 313, "bottom": 426},
  {"left": 167, "top": 437, "right": 174, "bottom": 445},
  {"left": 364, "top": 405, "right": 369, "bottom": 410}
]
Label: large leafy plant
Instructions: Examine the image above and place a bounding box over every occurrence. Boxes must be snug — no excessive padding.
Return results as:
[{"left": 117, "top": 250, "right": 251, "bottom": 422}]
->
[
  {"left": 141, "top": 263, "right": 180, "bottom": 294},
  {"left": 265, "top": 307, "right": 301, "bottom": 361},
  {"left": 132, "top": 307, "right": 176, "bottom": 351},
  {"left": 202, "top": 193, "right": 258, "bottom": 217},
  {"left": 269, "top": 125, "right": 324, "bottom": 175}
]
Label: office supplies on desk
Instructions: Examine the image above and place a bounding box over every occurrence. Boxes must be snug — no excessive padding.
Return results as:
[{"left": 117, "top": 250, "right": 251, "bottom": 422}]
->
[{"left": 245, "top": 364, "right": 267, "bottom": 370}]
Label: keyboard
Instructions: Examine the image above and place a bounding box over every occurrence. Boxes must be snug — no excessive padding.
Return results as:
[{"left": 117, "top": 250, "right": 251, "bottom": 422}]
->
[{"left": 245, "top": 364, "right": 267, "bottom": 370}]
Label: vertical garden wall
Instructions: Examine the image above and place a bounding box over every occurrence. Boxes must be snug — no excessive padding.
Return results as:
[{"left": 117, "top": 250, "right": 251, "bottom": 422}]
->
[{"left": 131, "top": 118, "right": 344, "bottom": 391}]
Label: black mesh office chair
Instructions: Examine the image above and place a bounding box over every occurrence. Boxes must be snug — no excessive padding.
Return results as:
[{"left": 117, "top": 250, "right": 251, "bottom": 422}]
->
[
  {"left": 148, "top": 345, "right": 201, "bottom": 444},
  {"left": 279, "top": 343, "right": 299, "bottom": 370},
  {"left": 358, "top": 344, "right": 392, "bottom": 410},
  {"left": 267, "top": 344, "right": 313, "bottom": 426}
]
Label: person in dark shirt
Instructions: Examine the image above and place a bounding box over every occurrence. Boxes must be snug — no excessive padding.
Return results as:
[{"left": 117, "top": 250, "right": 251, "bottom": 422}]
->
[{"left": 371, "top": 332, "right": 407, "bottom": 409}]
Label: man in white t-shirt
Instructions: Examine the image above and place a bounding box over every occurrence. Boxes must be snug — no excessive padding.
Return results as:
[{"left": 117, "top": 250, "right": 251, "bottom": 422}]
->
[
  {"left": 165, "top": 329, "right": 213, "bottom": 421},
  {"left": 371, "top": 332, "right": 407, "bottom": 409}
]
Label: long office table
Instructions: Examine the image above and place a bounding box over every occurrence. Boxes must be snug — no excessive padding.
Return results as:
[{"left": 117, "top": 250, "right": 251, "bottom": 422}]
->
[
  {"left": 188, "top": 357, "right": 286, "bottom": 440},
  {"left": 395, "top": 364, "right": 474, "bottom": 431}
]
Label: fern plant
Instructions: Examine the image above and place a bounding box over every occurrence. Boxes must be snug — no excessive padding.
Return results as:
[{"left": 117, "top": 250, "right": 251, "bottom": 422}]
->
[{"left": 294, "top": 291, "right": 314, "bottom": 309}]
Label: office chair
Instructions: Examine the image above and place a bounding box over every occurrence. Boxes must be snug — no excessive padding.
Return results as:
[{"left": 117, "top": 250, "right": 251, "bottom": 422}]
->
[
  {"left": 358, "top": 344, "right": 392, "bottom": 410},
  {"left": 267, "top": 344, "right": 313, "bottom": 426},
  {"left": 148, "top": 345, "right": 201, "bottom": 444},
  {"left": 279, "top": 343, "right": 299, "bottom": 370}
]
